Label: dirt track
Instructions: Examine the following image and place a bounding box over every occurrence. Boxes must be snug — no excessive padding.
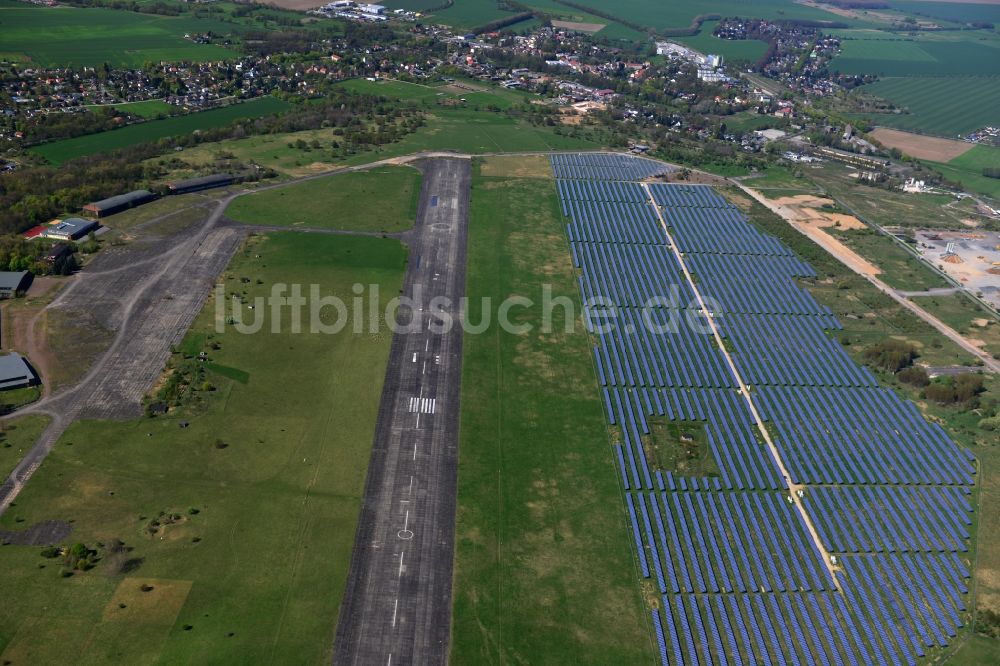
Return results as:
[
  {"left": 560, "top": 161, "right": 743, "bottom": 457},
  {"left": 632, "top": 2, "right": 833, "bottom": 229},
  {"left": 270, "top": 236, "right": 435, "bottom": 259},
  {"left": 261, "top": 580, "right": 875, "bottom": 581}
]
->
[{"left": 741, "top": 184, "right": 1000, "bottom": 373}]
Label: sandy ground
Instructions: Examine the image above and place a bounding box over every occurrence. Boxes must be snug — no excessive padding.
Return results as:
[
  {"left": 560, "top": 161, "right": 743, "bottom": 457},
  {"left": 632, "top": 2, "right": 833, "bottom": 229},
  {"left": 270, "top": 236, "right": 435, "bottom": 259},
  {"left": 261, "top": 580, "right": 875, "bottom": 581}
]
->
[
  {"left": 751, "top": 192, "right": 881, "bottom": 275},
  {"left": 915, "top": 230, "right": 1000, "bottom": 308},
  {"left": 740, "top": 184, "right": 1000, "bottom": 372},
  {"left": 869, "top": 128, "right": 974, "bottom": 162},
  {"left": 1, "top": 277, "right": 69, "bottom": 398},
  {"left": 552, "top": 20, "right": 606, "bottom": 33}
]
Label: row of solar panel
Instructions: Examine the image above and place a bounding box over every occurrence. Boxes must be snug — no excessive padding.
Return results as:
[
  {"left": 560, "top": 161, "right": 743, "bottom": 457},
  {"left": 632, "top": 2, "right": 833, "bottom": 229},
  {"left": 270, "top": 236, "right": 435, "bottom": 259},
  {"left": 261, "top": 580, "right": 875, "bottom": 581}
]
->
[
  {"left": 557, "top": 178, "right": 648, "bottom": 205},
  {"left": 552, "top": 170, "right": 974, "bottom": 665},
  {"left": 807, "top": 485, "right": 972, "bottom": 554},
  {"left": 629, "top": 490, "right": 835, "bottom": 595},
  {"left": 758, "top": 385, "right": 977, "bottom": 487},
  {"left": 550, "top": 153, "right": 673, "bottom": 181}
]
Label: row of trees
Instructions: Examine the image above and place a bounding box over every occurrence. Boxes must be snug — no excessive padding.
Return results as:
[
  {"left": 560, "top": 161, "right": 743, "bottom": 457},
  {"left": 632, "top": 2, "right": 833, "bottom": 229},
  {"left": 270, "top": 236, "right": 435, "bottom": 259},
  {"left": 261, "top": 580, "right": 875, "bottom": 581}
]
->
[{"left": 0, "top": 91, "right": 423, "bottom": 235}]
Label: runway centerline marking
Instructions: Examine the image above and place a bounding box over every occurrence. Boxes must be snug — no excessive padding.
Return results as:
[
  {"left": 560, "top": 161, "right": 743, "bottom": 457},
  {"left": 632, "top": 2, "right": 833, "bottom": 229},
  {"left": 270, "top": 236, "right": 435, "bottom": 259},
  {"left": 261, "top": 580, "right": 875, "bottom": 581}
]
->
[{"left": 392, "top": 598, "right": 398, "bottom": 628}]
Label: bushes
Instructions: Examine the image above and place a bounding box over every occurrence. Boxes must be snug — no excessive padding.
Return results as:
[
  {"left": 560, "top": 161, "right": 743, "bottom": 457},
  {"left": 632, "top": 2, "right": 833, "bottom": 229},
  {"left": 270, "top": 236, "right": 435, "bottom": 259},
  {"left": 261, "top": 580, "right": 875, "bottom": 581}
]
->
[
  {"left": 864, "top": 339, "right": 916, "bottom": 373},
  {"left": 897, "top": 366, "right": 929, "bottom": 387},
  {"left": 924, "top": 374, "right": 985, "bottom": 407}
]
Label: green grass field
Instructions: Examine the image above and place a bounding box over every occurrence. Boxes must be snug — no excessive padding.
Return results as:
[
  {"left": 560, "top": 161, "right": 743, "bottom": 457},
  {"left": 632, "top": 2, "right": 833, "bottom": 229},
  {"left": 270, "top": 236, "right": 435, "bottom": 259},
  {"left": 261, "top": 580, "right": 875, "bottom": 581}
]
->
[
  {"left": 0, "top": 415, "right": 50, "bottom": 483},
  {"left": 336, "top": 77, "right": 533, "bottom": 110},
  {"left": 929, "top": 144, "right": 1000, "bottom": 199},
  {"left": 806, "top": 162, "right": 983, "bottom": 230},
  {"left": 0, "top": 232, "right": 406, "bottom": 664},
  {"left": 828, "top": 226, "right": 952, "bottom": 291},
  {"left": 675, "top": 20, "right": 769, "bottom": 63},
  {"left": 856, "top": 76, "right": 1000, "bottom": 137},
  {"left": 424, "top": 0, "right": 510, "bottom": 29},
  {"left": 345, "top": 108, "right": 603, "bottom": 161},
  {"left": 85, "top": 100, "right": 175, "bottom": 119},
  {"left": 0, "top": 0, "right": 238, "bottom": 67},
  {"left": 32, "top": 97, "right": 292, "bottom": 165},
  {"left": 910, "top": 293, "right": 1000, "bottom": 358},
  {"left": 409, "top": 0, "right": 857, "bottom": 32},
  {"left": 832, "top": 35, "right": 1000, "bottom": 77},
  {"left": 225, "top": 166, "right": 421, "bottom": 233},
  {"left": 451, "top": 159, "right": 654, "bottom": 664}
]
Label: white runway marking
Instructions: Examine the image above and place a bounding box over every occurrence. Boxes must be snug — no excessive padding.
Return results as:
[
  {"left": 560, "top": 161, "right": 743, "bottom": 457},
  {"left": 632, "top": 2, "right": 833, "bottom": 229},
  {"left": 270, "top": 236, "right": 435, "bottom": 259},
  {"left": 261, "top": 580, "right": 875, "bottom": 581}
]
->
[
  {"left": 407, "top": 396, "right": 437, "bottom": 414},
  {"left": 392, "top": 598, "right": 398, "bottom": 627},
  {"left": 398, "top": 551, "right": 405, "bottom": 578}
]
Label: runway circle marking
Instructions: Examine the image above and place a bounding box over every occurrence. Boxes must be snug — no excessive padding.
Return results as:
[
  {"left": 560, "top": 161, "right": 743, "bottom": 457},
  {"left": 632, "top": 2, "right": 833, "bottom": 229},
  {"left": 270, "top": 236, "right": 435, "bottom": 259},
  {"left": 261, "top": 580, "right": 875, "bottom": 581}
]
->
[{"left": 398, "top": 529, "right": 414, "bottom": 540}]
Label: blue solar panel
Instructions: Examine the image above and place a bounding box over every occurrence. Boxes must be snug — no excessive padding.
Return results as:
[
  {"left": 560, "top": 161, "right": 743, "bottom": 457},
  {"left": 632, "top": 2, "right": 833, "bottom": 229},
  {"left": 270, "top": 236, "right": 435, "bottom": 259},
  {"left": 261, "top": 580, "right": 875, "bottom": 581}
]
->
[{"left": 551, "top": 157, "right": 975, "bottom": 666}]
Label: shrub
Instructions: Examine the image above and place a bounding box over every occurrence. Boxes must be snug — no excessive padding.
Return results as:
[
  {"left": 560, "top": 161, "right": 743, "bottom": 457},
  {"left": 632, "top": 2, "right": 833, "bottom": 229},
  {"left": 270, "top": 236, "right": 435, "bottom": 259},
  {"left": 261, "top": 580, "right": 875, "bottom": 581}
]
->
[
  {"left": 864, "top": 339, "right": 916, "bottom": 372},
  {"left": 897, "top": 366, "right": 929, "bottom": 388},
  {"left": 979, "top": 416, "right": 1000, "bottom": 431}
]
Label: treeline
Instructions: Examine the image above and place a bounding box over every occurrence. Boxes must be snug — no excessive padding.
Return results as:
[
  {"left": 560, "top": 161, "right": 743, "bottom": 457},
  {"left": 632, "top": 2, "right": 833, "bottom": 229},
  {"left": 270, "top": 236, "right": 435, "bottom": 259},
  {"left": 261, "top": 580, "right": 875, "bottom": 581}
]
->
[
  {"left": 825, "top": 0, "right": 888, "bottom": 9},
  {"left": 420, "top": 0, "right": 453, "bottom": 12},
  {"left": 661, "top": 13, "right": 721, "bottom": 38},
  {"left": 472, "top": 12, "right": 536, "bottom": 36},
  {"left": 0, "top": 92, "right": 424, "bottom": 234},
  {"left": 60, "top": 0, "right": 182, "bottom": 16},
  {"left": 550, "top": 0, "right": 653, "bottom": 36},
  {"left": 22, "top": 107, "right": 142, "bottom": 145}
]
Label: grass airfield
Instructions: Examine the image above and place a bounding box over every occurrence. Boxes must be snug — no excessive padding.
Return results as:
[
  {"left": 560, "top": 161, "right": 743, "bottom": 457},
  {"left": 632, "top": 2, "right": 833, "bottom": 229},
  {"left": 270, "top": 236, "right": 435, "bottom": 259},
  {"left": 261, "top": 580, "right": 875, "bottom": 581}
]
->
[{"left": 0, "top": 232, "right": 406, "bottom": 663}]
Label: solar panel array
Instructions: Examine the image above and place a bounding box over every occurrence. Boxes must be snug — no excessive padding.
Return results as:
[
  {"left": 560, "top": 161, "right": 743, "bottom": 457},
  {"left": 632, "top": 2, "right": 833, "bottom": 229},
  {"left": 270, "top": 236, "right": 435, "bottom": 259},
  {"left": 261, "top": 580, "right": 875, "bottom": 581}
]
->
[
  {"left": 551, "top": 152, "right": 675, "bottom": 181},
  {"left": 551, "top": 154, "right": 977, "bottom": 665}
]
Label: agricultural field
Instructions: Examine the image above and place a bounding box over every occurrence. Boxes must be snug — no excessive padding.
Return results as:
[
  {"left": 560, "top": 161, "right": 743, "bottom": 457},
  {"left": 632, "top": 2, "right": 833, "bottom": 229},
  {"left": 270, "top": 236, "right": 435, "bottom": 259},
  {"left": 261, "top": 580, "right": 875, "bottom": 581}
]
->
[
  {"left": 451, "top": 158, "right": 653, "bottom": 664},
  {"left": 515, "top": 0, "right": 646, "bottom": 40},
  {"left": 225, "top": 166, "right": 421, "bottom": 233},
  {"left": 0, "top": 0, "right": 238, "bottom": 67},
  {"left": 674, "top": 20, "right": 769, "bottom": 63},
  {"left": 868, "top": 128, "right": 974, "bottom": 163},
  {"left": 420, "top": 0, "right": 509, "bottom": 29},
  {"left": 832, "top": 33, "right": 1000, "bottom": 77},
  {"left": 929, "top": 144, "right": 1000, "bottom": 200},
  {"left": 856, "top": 76, "right": 1000, "bottom": 137},
  {"left": 888, "top": 1, "right": 1000, "bottom": 25},
  {"left": 0, "top": 231, "right": 406, "bottom": 663},
  {"left": 31, "top": 97, "right": 292, "bottom": 165},
  {"left": 84, "top": 100, "right": 176, "bottom": 120}
]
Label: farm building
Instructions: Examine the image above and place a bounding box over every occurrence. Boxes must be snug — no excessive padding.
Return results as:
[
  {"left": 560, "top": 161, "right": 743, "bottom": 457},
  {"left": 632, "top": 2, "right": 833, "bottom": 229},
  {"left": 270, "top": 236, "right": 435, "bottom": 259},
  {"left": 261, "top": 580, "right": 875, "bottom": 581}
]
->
[
  {"left": 0, "top": 353, "right": 37, "bottom": 390},
  {"left": 42, "top": 217, "right": 98, "bottom": 241},
  {"left": 0, "top": 271, "right": 30, "bottom": 299},
  {"left": 167, "top": 173, "right": 235, "bottom": 195},
  {"left": 83, "top": 189, "right": 157, "bottom": 217}
]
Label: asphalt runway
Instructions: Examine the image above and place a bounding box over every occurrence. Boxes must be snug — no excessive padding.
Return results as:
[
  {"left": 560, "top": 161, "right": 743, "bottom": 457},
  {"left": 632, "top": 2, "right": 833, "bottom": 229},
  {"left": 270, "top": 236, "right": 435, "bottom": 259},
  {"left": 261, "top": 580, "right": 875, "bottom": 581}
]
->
[{"left": 333, "top": 157, "right": 471, "bottom": 666}]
